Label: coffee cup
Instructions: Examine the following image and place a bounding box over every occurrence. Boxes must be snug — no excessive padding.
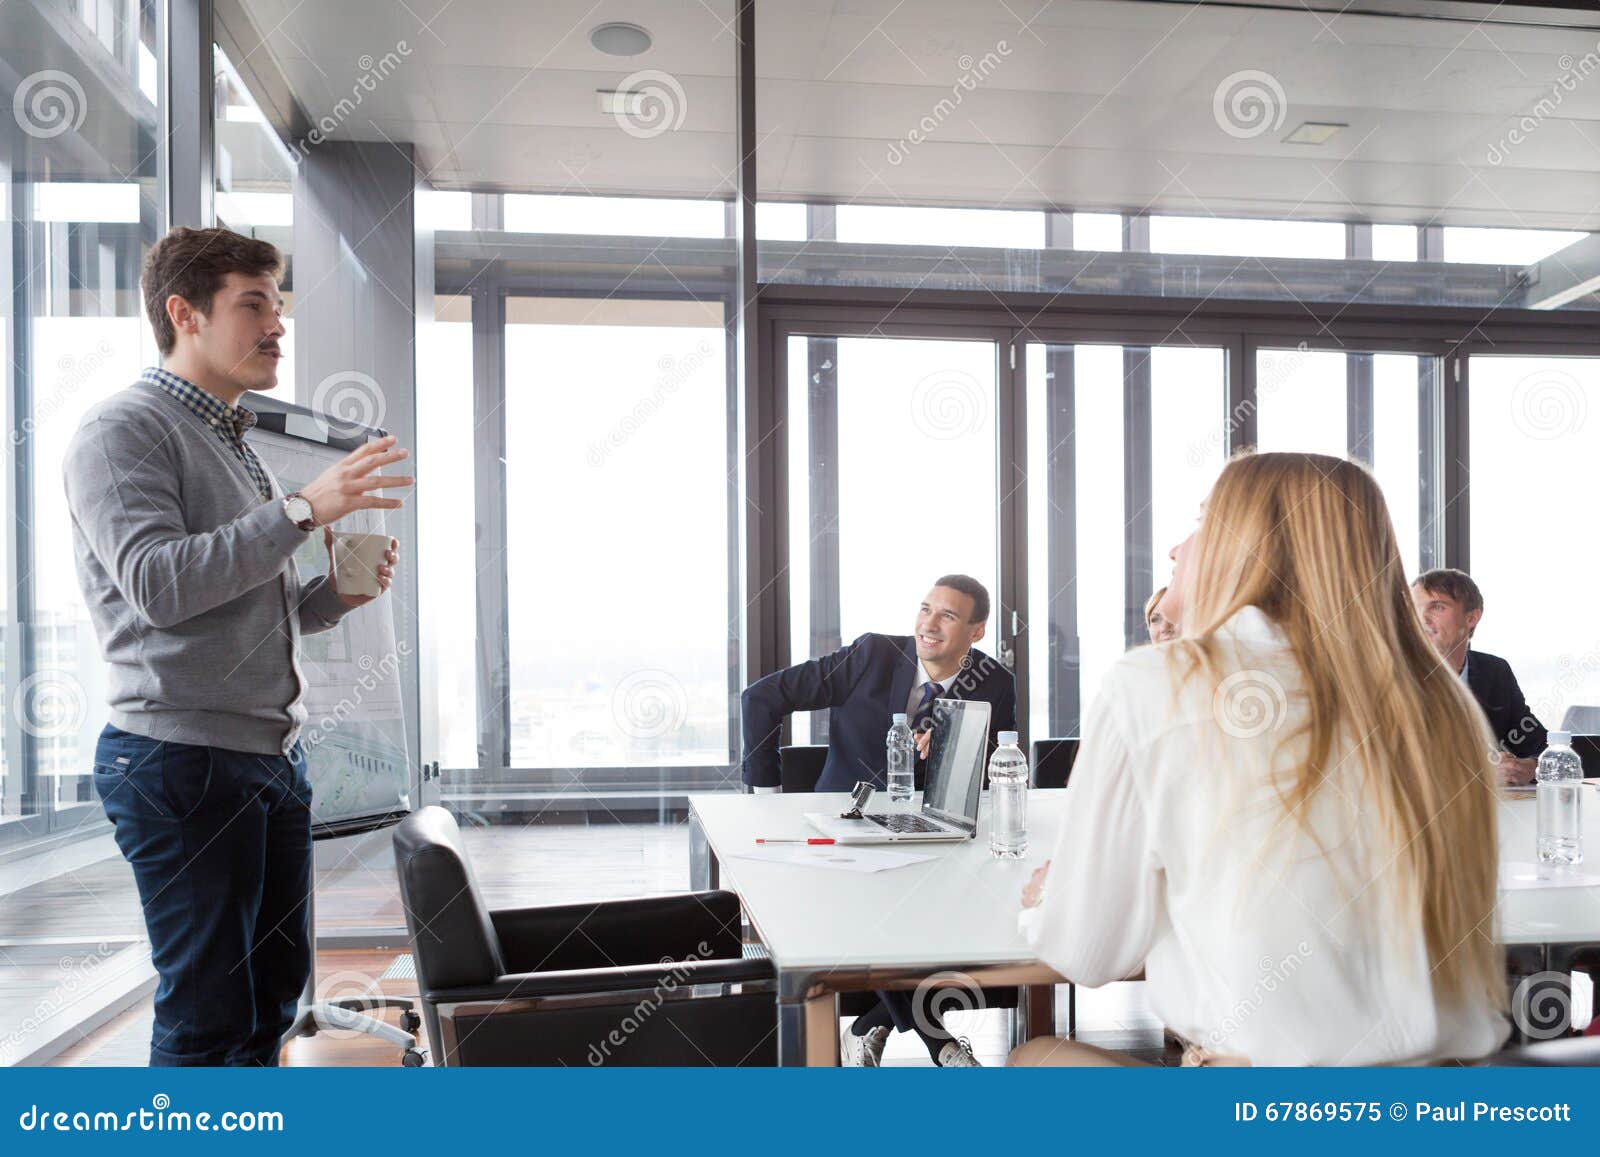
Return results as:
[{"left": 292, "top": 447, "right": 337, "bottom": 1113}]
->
[{"left": 331, "top": 532, "right": 396, "bottom": 598}]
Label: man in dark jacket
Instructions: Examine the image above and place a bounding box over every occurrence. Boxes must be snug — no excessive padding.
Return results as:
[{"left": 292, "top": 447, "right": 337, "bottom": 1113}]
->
[
  {"left": 741, "top": 576, "right": 1016, "bottom": 793},
  {"left": 739, "top": 575, "right": 1016, "bottom": 1066},
  {"left": 1412, "top": 568, "right": 1547, "bottom": 786}
]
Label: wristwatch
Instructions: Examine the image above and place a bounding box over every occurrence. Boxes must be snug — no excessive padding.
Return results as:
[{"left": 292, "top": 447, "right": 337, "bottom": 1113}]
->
[{"left": 282, "top": 492, "right": 316, "bottom": 531}]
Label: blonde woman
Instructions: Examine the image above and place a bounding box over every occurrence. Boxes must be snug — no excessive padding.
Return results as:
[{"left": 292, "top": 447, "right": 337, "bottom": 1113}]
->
[
  {"left": 1012, "top": 452, "right": 1507, "bottom": 1066},
  {"left": 1144, "top": 586, "right": 1178, "bottom": 643}
]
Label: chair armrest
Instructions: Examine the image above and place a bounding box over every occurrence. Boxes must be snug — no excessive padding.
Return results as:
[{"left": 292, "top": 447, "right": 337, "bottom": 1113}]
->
[
  {"left": 422, "top": 954, "right": 774, "bottom": 1005},
  {"left": 490, "top": 890, "right": 743, "bottom": 974}
]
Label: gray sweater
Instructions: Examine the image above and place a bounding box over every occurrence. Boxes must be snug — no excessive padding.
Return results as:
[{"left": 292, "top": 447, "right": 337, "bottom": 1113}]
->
[{"left": 64, "top": 381, "right": 352, "bottom": 755}]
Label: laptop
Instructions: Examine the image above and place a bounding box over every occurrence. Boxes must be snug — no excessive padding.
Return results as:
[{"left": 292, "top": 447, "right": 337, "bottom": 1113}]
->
[{"left": 804, "top": 699, "right": 991, "bottom": 844}]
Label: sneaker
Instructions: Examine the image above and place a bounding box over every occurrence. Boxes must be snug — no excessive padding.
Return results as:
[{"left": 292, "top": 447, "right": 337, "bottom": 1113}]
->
[
  {"left": 936, "top": 1038, "right": 981, "bottom": 1067},
  {"left": 841, "top": 1024, "right": 891, "bottom": 1067}
]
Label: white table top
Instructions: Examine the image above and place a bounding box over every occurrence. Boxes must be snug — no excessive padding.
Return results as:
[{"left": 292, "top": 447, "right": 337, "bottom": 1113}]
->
[{"left": 688, "top": 787, "right": 1600, "bottom": 973}]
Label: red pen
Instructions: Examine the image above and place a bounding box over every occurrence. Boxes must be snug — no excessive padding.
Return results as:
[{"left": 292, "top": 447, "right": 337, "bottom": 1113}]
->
[{"left": 755, "top": 837, "right": 835, "bottom": 845}]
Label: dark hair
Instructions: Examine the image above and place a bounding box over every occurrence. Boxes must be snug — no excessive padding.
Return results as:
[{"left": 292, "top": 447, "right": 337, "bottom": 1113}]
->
[
  {"left": 933, "top": 574, "right": 990, "bottom": 623},
  {"left": 1413, "top": 568, "right": 1484, "bottom": 616},
  {"left": 141, "top": 227, "right": 283, "bottom": 355}
]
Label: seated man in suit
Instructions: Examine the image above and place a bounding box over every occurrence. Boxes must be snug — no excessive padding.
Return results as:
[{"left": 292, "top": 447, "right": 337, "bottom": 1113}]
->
[
  {"left": 740, "top": 574, "right": 1016, "bottom": 1067},
  {"left": 1412, "top": 568, "right": 1547, "bottom": 786}
]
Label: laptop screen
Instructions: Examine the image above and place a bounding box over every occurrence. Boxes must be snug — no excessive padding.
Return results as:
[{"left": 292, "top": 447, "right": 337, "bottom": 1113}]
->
[{"left": 923, "top": 699, "right": 991, "bottom": 831}]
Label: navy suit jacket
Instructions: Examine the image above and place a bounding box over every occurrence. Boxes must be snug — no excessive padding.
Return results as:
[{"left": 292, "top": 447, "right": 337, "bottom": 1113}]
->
[
  {"left": 740, "top": 633, "right": 1017, "bottom": 791},
  {"left": 1464, "top": 648, "right": 1547, "bottom": 759}
]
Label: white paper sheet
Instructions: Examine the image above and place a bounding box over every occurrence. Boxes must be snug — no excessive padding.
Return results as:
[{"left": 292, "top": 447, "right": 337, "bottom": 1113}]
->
[
  {"left": 1499, "top": 861, "right": 1600, "bottom": 891},
  {"left": 726, "top": 845, "right": 936, "bottom": 873}
]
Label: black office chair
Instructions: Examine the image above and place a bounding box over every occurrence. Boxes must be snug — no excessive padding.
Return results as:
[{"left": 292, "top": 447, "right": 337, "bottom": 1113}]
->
[
  {"left": 1031, "top": 738, "right": 1080, "bottom": 789},
  {"left": 779, "top": 743, "right": 828, "bottom": 794},
  {"left": 393, "top": 806, "right": 776, "bottom": 1066},
  {"left": 1567, "top": 735, "right": 1600, "bottom": 777}
]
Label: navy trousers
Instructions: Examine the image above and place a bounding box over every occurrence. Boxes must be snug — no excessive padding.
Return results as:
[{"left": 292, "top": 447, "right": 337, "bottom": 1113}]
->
[{"left": 93, "top": 724, "right": 313, "bottom": 1066}]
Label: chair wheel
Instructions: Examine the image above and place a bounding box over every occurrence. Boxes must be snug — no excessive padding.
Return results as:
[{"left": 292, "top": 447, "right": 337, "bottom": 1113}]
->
[
  {"left": 402, "top": 1048, "right": 427, "bottom": 1067},
  {"left": 400, "top": 1011, "right": 421, "bottom": 1032}
]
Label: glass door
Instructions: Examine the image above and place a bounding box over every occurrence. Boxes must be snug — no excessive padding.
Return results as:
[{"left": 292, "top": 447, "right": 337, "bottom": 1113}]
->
[
  {"left": 784, "top": 332, "right": 1007, "bottom": 744},
  {"left": 1252, "top": 344, "right": 1445, "bottom": 577},
  {"left": 1022, "top": 341, "right": 1232, "bottom": 741}
]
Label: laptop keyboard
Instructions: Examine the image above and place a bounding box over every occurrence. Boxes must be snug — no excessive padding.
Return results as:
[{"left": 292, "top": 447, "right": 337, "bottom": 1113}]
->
[{"left": 866, "top": 813, "right": 945, "bottom": 834}]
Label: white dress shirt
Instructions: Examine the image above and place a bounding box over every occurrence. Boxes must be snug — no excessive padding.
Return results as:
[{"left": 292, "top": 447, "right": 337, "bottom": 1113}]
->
[{"left": 1020, "top": 605, "right": 1509, "bottom": 1065}]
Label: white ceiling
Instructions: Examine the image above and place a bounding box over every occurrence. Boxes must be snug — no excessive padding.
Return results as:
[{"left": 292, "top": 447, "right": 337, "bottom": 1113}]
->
[{"left": 234, "top": 0, "right": 1600, "bottom": 229}]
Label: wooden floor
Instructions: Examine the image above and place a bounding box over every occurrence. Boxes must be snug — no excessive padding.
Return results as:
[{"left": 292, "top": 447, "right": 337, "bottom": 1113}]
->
[{"left": 49, "top": 945, "right": 1172, "bottom": 1067}]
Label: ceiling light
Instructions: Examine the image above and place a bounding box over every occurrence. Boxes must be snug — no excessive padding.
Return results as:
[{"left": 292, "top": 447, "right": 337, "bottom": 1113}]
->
[
  {"left": 1284, "top": 122, "right": 1346, "bottom": 146},
  {"left": 596, "top": 89, "right": 645, "bottom": 117},
  {"left": 590, "top": 22, "right": 652, "bottom": 57}
]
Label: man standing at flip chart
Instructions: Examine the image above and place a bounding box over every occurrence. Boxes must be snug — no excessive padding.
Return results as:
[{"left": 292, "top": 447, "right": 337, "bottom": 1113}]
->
[{"left": 62, "top": 227, "right": 412, "bottom": 1066}]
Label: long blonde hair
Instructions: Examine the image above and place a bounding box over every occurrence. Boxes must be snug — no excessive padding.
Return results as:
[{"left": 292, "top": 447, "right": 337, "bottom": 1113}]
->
[{"left": 1180, "top": 452, "right": 1503, "bottom": 1011}]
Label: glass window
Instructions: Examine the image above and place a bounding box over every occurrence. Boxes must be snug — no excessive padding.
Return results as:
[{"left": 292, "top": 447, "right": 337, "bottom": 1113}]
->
[
  {"left": 503, "top": 194, "right": 725, "bottom": 238},
  {"left": 1372, "top": 224, "right": 1417, "bottom": 263},
  {"left": 1468, "top": 355, "right": 1600, "bottom": 726},
  {"left": 1255, "top": 348, "right": 1432, "bottom": 576},
  {"left": 503, "top": 298, "right": 731, "bottom": 768},
  {"left": 1445, "top": 227, "right": 1587, "bottom": 266},
  {"left": 1150, "top": 216, "right": 1345, "bottom": 260},
  {"left": 214, "top": 43, "right": 297, "bottom": 387},
  {"left": 788, "top": 335, "right": 999, "bottom": 740},
  {"left": 756, "top": 202, "right": 807, "bottom": 241},
  {"left": 1071, "top": 213, "right": 1123, "bottom": 252},
  {"left": 1026, "top": 342, "right": 1227, "bottom": 739},
  {"left": 834, "top": 206, "right": 1043, "bottom": 249},
  {"left": 0, "top": 0, "right": 161, "bottom": 1061},
  {"left": 416, "top": 296, "right": 477, "bottom": 768}
]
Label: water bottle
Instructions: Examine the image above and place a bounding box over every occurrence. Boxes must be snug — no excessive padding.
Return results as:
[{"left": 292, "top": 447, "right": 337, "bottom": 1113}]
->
[
  {"left": 886, "top": 713, "right": 915, "bottom": 803},
  {"left": 1536, "top": 730, "right": 1584, "bottom": 866},
  {"left": 988, "top": 731, "right": 1028, "bottom": 859}
]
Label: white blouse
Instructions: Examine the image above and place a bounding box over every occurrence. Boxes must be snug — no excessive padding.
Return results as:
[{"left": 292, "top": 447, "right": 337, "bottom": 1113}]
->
[{"left": 1020, "top": 605, "right": 1509, "bottom": 1065}]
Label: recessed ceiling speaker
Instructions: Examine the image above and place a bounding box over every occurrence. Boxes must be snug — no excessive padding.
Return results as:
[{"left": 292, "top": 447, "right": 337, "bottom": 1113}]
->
[{"left": 590, "top": 22, "right": 652, "bottom": 57}]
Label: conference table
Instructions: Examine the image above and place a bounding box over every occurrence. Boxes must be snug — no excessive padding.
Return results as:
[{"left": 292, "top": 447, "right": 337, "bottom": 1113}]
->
[{"left": 686, "top": 787, "right": 1600, "bottom": 1067}]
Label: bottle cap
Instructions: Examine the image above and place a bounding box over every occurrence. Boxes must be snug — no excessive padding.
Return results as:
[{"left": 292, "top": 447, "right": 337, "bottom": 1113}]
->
[
  {"left": 999, "top": 731, "right": 1019, "bottom": 745},
  {"left": 892, "top": 713, "right": 907, "bottom": 724},
  {"left": 1549, "top": 730, "right": 1572, "bottom": 747}
]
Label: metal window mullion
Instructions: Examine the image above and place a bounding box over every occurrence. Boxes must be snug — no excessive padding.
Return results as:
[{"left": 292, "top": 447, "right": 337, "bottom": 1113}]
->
[
  {"left": 472, "top": 287, "right": 510, "bottom": 770},
  {"left": 1418, "top": 355, "right": 1444, "bottom": 571},
  {"left": 1348, "top": 353, "right": 1375, "bottom": 464},
  {"left": 734, "top": 0, "right": 778, "bottom": 697},
  {"left": 806, "top": 337, "right": 840, "bottom": 743},
  {"left": 999, "top": 335, "right": 1025, "bottom": 748},
  {"left": 1042, "top": 344, "right": 1080, "bottom": 738},
  {"left": 1441, "top": 351, "right": 1470, "bottom": 571},
  {"left": 162, "top": 0, "right": 214, "bottom": 229},
  {"left": 4, "top": 128, "right": 36, "bottom": 821},
  {"left": 1122, "top": 348, "right": 1153, "bottom": 650}
]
